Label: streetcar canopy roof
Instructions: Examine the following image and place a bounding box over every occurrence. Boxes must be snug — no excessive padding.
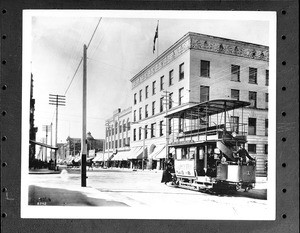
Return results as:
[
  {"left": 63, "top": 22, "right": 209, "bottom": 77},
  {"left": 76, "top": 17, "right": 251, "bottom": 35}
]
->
[{"left": 165, "top": 99, "right": 250, "bottom": 119}]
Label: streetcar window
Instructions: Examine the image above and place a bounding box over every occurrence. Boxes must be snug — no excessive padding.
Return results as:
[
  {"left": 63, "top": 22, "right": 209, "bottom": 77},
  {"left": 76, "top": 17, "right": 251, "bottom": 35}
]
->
[
  {"left": 176, "top": 148, "right": 182, "bottom": 160},
  {"left": 182, "top": 148, "right": 187, "bottom": 159},
  {"left": 189, "top": 147, "right": 196, "bottom": 159}
]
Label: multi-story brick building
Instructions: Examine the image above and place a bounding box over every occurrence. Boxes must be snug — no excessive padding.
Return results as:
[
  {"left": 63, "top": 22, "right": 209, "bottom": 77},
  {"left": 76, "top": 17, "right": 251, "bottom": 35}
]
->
[
  {"left": 130, "top": 32, "right": 269, "bottom": 176},
  {"left": 63, "top": 133, "right": 104, "bottom": 161},
  {"left": 104, "top": 107, "right": 132, "bottom": 167}
]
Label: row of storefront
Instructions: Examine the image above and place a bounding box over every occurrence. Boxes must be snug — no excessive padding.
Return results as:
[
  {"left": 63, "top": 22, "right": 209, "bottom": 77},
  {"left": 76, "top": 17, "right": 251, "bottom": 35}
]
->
[{"left": 65, "top": 145, "right": 168, "bottom": 170}]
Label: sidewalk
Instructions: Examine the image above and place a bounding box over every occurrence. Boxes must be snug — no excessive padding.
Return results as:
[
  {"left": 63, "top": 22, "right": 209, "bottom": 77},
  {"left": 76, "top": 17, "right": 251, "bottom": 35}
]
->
[
  {"left": 29, "top": 168, "right": 61, "bottom": 175},
  {"left": 28, "top": 184, "right": 131, "bottom": 206}
]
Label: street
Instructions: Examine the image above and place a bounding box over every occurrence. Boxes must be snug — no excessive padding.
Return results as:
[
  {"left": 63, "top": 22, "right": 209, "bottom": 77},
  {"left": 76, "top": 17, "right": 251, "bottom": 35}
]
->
[{"left": 28, "top": 167, "right": 268, "bottom": 211}]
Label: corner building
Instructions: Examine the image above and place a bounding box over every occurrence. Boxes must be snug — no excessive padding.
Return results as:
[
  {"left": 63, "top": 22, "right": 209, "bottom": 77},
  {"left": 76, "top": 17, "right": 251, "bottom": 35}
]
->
[{"left": 130, "top": 32, "right": 269, "bottom": 176}]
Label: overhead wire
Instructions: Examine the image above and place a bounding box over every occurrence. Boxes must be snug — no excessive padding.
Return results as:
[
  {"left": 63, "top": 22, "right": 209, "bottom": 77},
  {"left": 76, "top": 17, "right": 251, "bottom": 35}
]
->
[{"left": 63, "top": 17, "right": 102, "bottom": 96}]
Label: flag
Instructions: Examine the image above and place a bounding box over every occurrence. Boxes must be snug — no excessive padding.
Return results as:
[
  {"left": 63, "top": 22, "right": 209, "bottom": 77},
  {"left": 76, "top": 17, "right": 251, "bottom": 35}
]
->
[{"left": 153, "top": 22, "right": 158, "bottom": 53}]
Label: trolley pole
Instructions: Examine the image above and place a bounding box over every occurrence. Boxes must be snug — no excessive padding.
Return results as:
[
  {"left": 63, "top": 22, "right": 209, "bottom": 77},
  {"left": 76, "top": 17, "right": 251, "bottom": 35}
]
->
[{"left": 81, "top": 44, "right": 87, "bottom": 187}]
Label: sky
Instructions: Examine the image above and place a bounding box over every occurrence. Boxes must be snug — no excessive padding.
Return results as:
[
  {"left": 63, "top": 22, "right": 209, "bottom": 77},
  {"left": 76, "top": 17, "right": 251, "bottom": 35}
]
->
[{"left": 28, "top": 10, "right": 272, "bottom": 144}]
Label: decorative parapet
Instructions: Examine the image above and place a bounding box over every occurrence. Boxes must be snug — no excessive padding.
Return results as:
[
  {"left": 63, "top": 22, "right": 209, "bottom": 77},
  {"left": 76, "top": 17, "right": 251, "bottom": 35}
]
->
[
  {"left": 131, "top": 32, "right": 269, "bottom": 89},
  {"left": 189, "top": 34, "right": 269, "bottom": 62}
]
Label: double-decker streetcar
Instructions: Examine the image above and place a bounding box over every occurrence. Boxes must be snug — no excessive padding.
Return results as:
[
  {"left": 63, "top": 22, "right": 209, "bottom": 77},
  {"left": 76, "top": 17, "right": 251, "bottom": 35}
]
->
[{"left": 165, "top": 99, "right": 256, "bottom": 192}]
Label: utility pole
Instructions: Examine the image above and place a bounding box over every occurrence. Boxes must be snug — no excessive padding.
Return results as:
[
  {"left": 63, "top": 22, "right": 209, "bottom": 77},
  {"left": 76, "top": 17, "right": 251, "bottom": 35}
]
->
[
  {"left": 42, "top": 125, "right": 50, "bottom": 162},
  {"left": 50, "top": 122, "right": 53, "bottom": 160},
  {"left": 49, "top": 94, "right": 66, "bottom": 169},
  {"left": 81, "top": 44, "right": 87, "bottom": 187},
  {"left": 163, "top": 90, "right": 170, "bottom": 165}
]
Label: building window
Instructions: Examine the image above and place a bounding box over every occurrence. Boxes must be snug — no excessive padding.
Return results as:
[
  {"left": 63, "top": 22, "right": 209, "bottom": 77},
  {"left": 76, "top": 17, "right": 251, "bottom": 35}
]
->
[
  {"left": 123, "top": 138, "right": 126, "bottom": 147},
  {"left": 200, "top": 85, "right": 210, "bottom": 102},
  {"left": 123, "top": 121, "right": 126, "bottom": 132},
  {"left": 249, "top": 91, "right": 257, "bottom": 108},
  {"left": 169, "top": 70, "right": 174, "bottom": 86},
  {"left": 249, "top": 67, "right": 257, "bottom": 84},
  {"left": 152, "top": 81, "right": 156, "bottom": 95},
  {"left": 179, "top": 118, "right": 184, "bottom": 132},
  {"left": 179, "top": 63, "right": 184, "bottom": 80},
  {"left": 127, "top": 137, "right": 130, "bottom": 146},
  {"left": 265, "top": 144, "right": 268, "bottom": 154},
  {"left": 115, "top": 140, "right": 118, "bottom": 148},
  {"left": 139, "top": 107, "right": 142, "bottom": 120},
  {"left": 178, "top": 88, "right": 184, "bottom": 105},
  {"left": 231, "top": 89, "right": 240, "bottom": 101},
  {"left": 159, "top": 121, "right": 164, "bottom": 136},
  {"left": 169, "top": 93, "right": 173, "bottom": 109},
  {"left": 265, "top": 119, "right": 268, "bottom": 136},
  {"left": 115, "top": 122, "right": 118, "bottom": 134},
  {"left": 152, "top": 101, "right": 155, "bottom": 115},
  {"left": 200, "top": 60, "right": 210, "bottom": 77},
  {"left": 230, "top": 116, "right": 239, "bottom": 134},
  {"left": 231, "top": 65, "right": 240, "bottom": 81},
  {"left": 265, "top": 93, "right": 269, "bottom": 109},
  {"left": 151, "top": 123, "right": 156, "bottom": 138},
  {"left": 134, "top": 93, "right": 137, "bottom": 105},
  {"left": 168, "top": 118, "right": 172, "bottom": 135},
  {"left": 145, "top": 125, "right": 148, "bottom": 139},
  {"left": 160, "top": 97, "right": 164, "bottom": 112},
  {"left": 119, "top": 122, "right": 122, "bottom": 133},
  {"left": 145, "top": 105, "right": 148, "bottom": 118},
  {"left": 248, "top": 144, "right": 256, "bottom": 153},
  {"left": 111, "top": 125, "right": 114, "bottom": 135},
  {"left": 266, "top": 70, "right": 269, "bottom": 86},
  {"left": 127, "top": 120, "right": 130, "bottom": 130},
  {"left": 119, "top": 139, "right": 122, "bottom": 148},
  {"left": 133, "top": 110, "right": 136, "bottom": 122},
  {"left": 138, "top": 127, "right": 142, "bottom": 140},
  {"left": 139, "top": 90, "right": 142, "bottom": 102},
  {"left": 248, "top": 118, "right": 256, "bottom": 135},
  {"left": 145, "top": 85, "right": 149, "bottom": 99},
  {"left": 160, "top": 76, "right": 164, "bottom": 90}
]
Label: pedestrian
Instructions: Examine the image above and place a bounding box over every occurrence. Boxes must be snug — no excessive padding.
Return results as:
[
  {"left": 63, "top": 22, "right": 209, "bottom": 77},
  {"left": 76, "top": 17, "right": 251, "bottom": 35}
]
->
[
  {"left": 161, "top": 155, "right": 174, "bottom": 184},
  {"left": 236, "top": 144, "right": 255, "bottom": 163}
]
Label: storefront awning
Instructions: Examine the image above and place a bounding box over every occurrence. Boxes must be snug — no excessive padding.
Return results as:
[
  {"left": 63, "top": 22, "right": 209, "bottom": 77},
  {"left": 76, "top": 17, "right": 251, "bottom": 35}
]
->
[
  {"left": 111, "top": 150, "right": 131, "bottom": 161},
  {"left": 127, "top": 147, "right": 146, "bottom": 160},
  {"left": 149, "top": 145, "right": 165, "bottom": 160},
  {"left": 153, "top": 147, "right": 174, "bottom": 160},
  {"left": 93, "top": 152, "right": 111, "bottom": 162}
]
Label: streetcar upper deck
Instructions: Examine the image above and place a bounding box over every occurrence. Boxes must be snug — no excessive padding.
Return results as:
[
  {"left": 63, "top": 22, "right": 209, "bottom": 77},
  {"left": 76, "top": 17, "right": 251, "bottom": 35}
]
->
[{"left": 165, "top": 99, "right": 250, "bottom": 119}]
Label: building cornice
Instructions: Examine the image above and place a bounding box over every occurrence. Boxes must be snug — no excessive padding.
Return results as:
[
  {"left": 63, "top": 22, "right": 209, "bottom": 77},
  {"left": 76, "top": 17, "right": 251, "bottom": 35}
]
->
[
  {"left": 131, "top": 32, "right": 269, "bottom": 89},
  {"left": 189, "top": 33, "right": 269, "bottom": 62}
]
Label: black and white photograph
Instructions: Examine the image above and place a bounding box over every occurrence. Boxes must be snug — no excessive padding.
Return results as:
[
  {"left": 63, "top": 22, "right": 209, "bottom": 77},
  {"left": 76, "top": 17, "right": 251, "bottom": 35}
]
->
[{"left": 22, "top": 10, "right": 276, "bottom": 219}]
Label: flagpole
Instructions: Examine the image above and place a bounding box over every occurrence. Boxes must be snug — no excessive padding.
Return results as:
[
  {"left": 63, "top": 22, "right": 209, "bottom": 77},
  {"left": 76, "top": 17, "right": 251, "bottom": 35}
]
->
[{"left": 157, "top": 20, "right": 159, "bottom": 58}]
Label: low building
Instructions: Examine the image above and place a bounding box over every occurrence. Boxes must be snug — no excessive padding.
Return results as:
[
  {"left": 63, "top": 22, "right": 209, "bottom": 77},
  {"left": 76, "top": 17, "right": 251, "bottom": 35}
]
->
[{"left": 63, "top": 133, "right": 104, "bottom": 161}]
